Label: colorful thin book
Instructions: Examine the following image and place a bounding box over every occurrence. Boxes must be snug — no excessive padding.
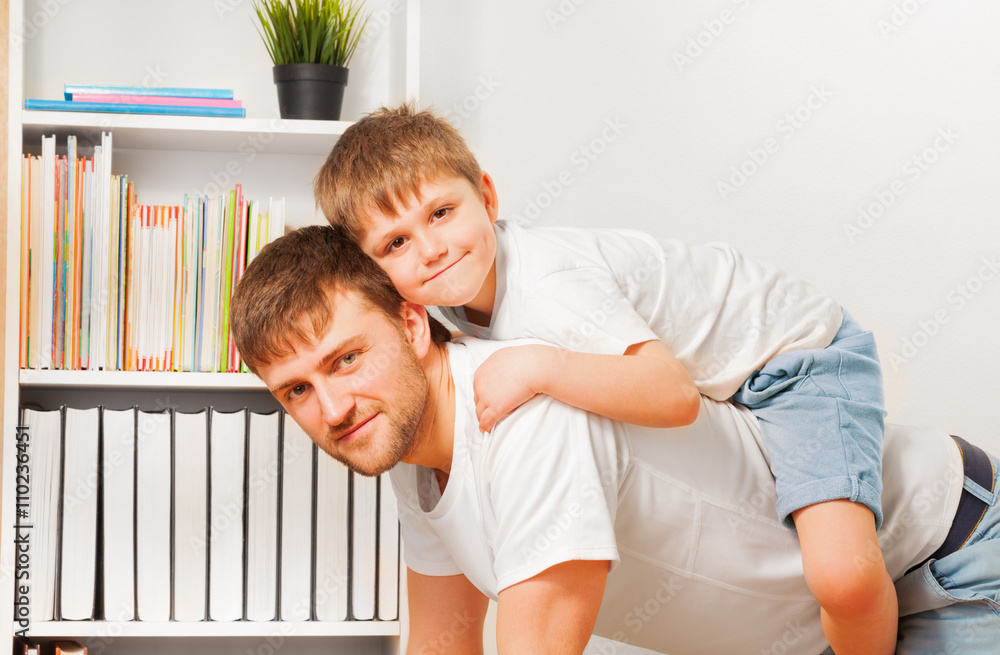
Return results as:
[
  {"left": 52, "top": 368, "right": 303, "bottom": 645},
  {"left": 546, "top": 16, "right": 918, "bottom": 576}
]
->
[
  {"left": 26, "top": 99, "right": 246, "bottom": 118},
  {"left": 70, "top": 93, "right": 243, "bottom": 108},
  {"left": 64, "top": 84, "right": 235, "bottom": 99}
]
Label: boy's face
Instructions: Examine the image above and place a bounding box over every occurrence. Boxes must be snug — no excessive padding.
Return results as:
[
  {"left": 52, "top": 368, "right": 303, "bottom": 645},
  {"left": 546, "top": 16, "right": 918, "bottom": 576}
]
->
[{"left": 358, "top": 173, "right": 499, "bottom": 312}]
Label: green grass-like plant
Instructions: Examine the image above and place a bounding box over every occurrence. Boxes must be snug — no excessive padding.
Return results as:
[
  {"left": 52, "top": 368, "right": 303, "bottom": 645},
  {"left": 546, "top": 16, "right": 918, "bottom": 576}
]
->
[{"left": 254, "top": 0, "right": 368, "bottom": 67}]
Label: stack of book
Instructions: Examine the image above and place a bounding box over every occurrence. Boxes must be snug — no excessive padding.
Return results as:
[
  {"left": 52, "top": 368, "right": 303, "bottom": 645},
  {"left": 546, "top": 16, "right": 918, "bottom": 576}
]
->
[
  {"left": 25, "top": 84, "right": 246, "bottom": 118},
  {"left": 18, "top": 132, "right": 284, "bottom": 372},
  {"left": 19, "top": 404, "right": 400, "bottom": 623}
]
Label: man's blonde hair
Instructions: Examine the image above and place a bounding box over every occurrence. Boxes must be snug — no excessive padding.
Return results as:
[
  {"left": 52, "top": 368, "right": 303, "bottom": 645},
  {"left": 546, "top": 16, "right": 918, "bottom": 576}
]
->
[{"left": 314, "top": 103, "right": 483, "bottom": 240}]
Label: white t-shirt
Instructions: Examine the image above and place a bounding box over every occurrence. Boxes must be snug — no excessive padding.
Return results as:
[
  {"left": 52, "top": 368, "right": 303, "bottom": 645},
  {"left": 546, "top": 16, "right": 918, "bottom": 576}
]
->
[
  {"left": 390, "top": 338, "right": 962, "bottom": 654},
  {"left": 439, "top": 221, "right": 845, "bottom": 400}
]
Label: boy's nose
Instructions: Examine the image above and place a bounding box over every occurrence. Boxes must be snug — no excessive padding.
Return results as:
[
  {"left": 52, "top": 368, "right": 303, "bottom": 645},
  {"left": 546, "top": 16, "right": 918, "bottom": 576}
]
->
[{"left": 417, "top": 233, "right": 447, "bottom": 262}]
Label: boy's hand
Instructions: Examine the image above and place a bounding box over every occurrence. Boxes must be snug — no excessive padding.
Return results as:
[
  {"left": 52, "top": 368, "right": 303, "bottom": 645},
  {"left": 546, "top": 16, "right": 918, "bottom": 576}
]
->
[{"left": 474, "top": 345, "right": 554, "bottom": 433}]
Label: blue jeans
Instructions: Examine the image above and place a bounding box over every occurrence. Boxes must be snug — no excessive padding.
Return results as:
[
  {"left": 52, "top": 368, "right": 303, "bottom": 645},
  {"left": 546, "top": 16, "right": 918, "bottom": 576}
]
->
[{"left": 732, "top": 309, "right": 887, "bottom": 528}]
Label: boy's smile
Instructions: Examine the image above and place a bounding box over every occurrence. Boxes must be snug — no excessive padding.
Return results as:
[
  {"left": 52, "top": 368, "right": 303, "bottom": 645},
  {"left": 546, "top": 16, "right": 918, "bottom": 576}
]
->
[{"left": 359, "top": 173, "right": 500, "bottom": 324}]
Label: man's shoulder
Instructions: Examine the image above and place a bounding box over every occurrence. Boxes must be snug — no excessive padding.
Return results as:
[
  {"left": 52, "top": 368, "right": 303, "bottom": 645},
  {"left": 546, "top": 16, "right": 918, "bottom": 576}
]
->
[{"left": 447, "top": 335, "right": 549, "bottom": 370}]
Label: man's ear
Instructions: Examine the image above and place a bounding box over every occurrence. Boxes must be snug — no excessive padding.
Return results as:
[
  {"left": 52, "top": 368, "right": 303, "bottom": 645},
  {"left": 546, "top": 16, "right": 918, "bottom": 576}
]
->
[
  {"left": 479, "top": 171, "right": 499, "bottom": 224},
  {"left": 401, "top": 301, "right": 433, "bottom": 358}
]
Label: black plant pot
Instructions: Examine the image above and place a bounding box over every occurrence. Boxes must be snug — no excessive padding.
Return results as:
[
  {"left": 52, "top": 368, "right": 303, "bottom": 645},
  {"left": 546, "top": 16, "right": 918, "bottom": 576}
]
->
[{"left": 273, "top": 63, "right": 349, "bottom": 120}]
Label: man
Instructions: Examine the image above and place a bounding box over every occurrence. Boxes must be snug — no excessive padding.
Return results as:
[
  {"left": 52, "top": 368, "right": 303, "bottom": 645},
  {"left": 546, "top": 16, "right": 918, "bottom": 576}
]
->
[{"left": 231, "top": 226, "right": 999, "bottom": 655}]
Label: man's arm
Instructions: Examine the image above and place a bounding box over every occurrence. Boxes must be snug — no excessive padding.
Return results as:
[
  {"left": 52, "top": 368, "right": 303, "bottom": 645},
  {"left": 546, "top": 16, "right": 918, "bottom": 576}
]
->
[
  {"left": 496, "top": 560, "right": 609, "bottom": 655},
  {"left": 474, "top": 340, "right": 700, "bottom": 432},
  {"left": 407, "top": 568, "right": 490, "bottom": 655}
]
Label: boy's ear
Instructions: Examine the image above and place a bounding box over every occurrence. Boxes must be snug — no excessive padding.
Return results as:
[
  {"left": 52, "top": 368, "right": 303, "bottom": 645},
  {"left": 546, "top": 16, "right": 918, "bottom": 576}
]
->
[
  {"left": 479, "top": 171, "right": 500, "bottom": 224},
  {"left": 401, "top": 301, "right": 433, "bottom": 358}
]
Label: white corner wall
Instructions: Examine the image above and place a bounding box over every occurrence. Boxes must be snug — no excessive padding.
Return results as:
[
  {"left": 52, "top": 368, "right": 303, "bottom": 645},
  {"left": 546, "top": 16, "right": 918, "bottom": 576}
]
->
[{"left": 419, "top": 1, "right": 1000, "bottom": 453}]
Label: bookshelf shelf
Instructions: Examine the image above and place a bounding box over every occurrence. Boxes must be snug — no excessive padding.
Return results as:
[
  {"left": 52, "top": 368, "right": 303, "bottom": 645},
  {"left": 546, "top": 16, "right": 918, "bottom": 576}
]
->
[
  {"left": 25, "top": 621, "right": 400, "bottom": 638},
  {"left": 21, "top": 110, "right": 351, "bottom": 156},
  {"left": 4, "top": 2, "right": 418, "bottom": 654},
  {"left": 19, "top": 369, "right": 266, "bottom": 390}
]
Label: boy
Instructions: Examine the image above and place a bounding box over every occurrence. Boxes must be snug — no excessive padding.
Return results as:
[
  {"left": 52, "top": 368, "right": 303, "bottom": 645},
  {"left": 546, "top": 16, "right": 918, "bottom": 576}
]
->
[{"left": 314, "top": 104, "right": 896, "bottom": 654}]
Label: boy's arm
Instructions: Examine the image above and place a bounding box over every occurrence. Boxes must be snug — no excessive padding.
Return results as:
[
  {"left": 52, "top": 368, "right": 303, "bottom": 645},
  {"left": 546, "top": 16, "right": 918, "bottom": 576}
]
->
[
  {"left": 407, "top": 569, "right": 490, "bottom": 654},
  {"left": 474, "top": 340, "right": 700, "bottom": 432}
]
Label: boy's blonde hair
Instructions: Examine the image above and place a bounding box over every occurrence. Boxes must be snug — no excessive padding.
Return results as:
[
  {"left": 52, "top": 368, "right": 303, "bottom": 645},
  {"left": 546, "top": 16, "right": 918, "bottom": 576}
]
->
[
  {"left": 314, "top": 103, "right": 483, "bottom": 240},
  {"left": 230, "top": 225, "right": 451, "bottom": 376}
]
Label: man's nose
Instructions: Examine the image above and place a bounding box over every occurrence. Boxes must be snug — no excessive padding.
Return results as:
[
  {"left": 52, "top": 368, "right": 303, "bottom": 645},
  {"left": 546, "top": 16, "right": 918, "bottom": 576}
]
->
[{"left": 316, "top": 381, "right": 355, "bottom": 427}]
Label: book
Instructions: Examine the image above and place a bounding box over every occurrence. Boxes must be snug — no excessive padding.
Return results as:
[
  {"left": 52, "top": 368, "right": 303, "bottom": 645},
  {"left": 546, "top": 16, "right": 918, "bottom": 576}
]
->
[
  {"left": 173, "top": 409, "right": 209, "bottom": 621},
  {"left": 101, "top": 407, "right": 136, "bottom": 622},
  {"left": 208, "top": 407, "right": 247, "bottom": 621},
  {"left": 20, "top": 406, "right": 63, "bottom": 621},
  {"left": 64, "top": 84, "right": 235, "bottom": 99},
  {"left": 279, "top": 415, "right": 314, "bottom": 621},
  {"left": 39, "top": 136, "right": 56, "bottom": 369},
  {"left": 25, "top": 98, "right": 247, "bottom": 119},
  {"left": 70, "top": 93, "right": 244, "bottom": 108},
  {"left": 377, "top": 474, "right": 400, "bottom": 620},
  {"left": 53, "top": 642, "right": 86, "bottom": 655},
  {"left": 135, "top": 409, "right": 171, "bottom": 621},
  {"left": 246, "top": 410, "right": 280, "bottom": 621},
  {"left": 60, "top": 407, "right": 100, "bottom": 620},
  {"left": 351, "top": 472, "right": 377, "bottom": 620},
  {"left": 314, "top": 451, "right": 349, "bottom": 621}
]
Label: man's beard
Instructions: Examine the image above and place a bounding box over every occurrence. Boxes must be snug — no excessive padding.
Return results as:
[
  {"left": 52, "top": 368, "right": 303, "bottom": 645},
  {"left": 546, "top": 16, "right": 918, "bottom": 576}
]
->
[{"left": 319, "top": 343, "right": 428, "bottom": 477}]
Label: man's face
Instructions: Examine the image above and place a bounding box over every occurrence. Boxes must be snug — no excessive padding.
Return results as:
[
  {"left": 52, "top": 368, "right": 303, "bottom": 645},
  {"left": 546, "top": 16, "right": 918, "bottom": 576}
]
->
[
  {"left": 358, "top": 174, "right": 498, "bottom": 310},
  {"left": 257, "top": 289, "right": 429, "bottom": 477}
]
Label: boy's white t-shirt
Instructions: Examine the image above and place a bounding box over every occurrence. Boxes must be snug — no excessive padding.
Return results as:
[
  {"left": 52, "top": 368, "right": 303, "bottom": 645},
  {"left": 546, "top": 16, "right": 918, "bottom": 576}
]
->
[
  {"left": 439, "top": 221, "right": 845, "bottom": 400},
  {"left": 390, "top": 338, "right": 962, "bottom": 654}
]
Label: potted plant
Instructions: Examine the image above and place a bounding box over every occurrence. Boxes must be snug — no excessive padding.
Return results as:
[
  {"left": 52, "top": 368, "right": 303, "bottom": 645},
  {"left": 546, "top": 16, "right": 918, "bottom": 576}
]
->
[{"left": 253, "top": 0, "right": 368, "bottom": 120}]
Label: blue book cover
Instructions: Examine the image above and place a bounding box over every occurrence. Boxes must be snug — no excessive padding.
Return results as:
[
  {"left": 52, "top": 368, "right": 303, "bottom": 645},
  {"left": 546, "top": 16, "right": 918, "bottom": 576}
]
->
[
  {"left": 26, "top": 98, "right": 246, "bottom": 118},
  {"left": 64, "top": 84, "right": 234, "bottom": 100}
]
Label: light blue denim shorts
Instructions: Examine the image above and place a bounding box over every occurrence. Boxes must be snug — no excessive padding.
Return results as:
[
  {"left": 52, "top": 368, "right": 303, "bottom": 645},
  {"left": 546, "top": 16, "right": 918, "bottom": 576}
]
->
[{"left": 732, "top": 309, "right": 887, "bottom": 528}]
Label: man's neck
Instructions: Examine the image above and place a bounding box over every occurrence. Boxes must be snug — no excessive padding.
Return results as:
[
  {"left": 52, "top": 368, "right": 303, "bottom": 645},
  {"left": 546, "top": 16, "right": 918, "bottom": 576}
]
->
[{"left": 402, "top": 342, "right": 456, "bottom": 476}]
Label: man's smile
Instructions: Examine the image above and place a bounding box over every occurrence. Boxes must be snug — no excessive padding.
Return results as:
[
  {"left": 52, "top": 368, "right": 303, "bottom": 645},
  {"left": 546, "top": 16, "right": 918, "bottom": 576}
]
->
[{"left": 335, "top": 412, "right": 377, "bottom": 443}]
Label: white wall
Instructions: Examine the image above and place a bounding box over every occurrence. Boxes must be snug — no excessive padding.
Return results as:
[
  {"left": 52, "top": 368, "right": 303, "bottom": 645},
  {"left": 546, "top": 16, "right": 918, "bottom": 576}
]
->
[
  {"left": 418, "top": 1, "right": 1000, "bottom": 452},
  {"left": 417, "top": 6, "right": 1000, "bottom": 652}
]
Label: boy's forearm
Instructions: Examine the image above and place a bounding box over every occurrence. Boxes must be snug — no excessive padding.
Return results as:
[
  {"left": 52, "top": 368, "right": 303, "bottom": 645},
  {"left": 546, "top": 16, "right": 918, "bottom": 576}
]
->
[{"left": 534, "top": 344, "right": 700, "bottom": 428}]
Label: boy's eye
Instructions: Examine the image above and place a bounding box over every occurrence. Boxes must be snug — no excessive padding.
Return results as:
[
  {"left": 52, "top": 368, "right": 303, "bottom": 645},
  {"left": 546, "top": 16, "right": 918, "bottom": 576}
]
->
[
  {"left": 387, "top": 236, "right": 407, "bottom": 253},
  {"left": 431, "top": 207, "right": 450, "bottom": 220}
]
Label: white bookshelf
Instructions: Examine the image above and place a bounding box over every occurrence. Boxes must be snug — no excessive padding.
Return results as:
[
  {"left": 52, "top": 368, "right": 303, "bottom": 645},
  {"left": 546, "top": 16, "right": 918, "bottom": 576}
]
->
[
  {"left": 27, "top": 622, "right": 401, "bottom": 638},
  {"left": 21, "top": 111, "right": 354, "bottom": 155},
  {"left": 2, "top": 1, "right": 419, "bottom": 653},
  {"left": 19, "top": 369, "right": 266, "bottom": 391}
]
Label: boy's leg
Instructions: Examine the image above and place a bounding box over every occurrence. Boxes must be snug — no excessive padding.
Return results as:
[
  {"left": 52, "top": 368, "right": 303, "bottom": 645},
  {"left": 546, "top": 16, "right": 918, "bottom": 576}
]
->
[
  {"left": 732, "top": 310, "right": 892, "bottom": 654},
  {"left": 792, "top": 500, "right": 897, "bottom": 655}
]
